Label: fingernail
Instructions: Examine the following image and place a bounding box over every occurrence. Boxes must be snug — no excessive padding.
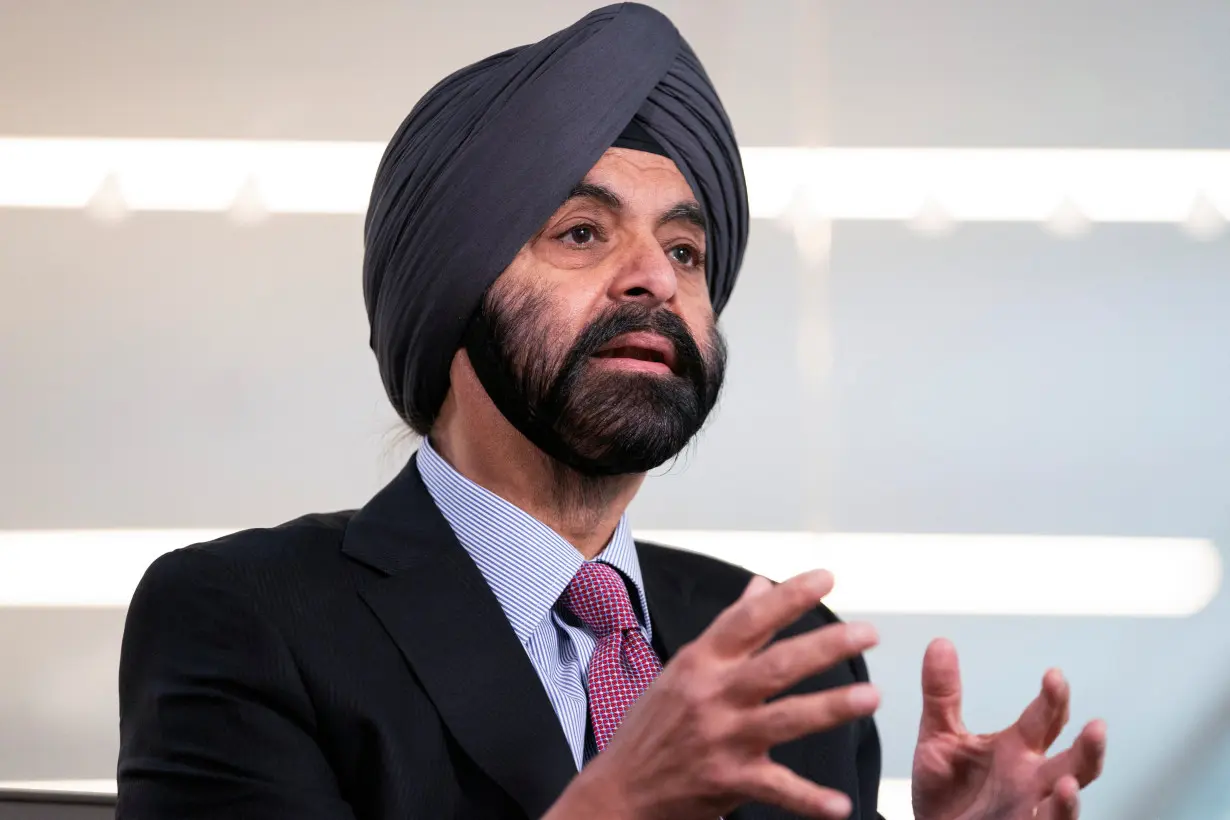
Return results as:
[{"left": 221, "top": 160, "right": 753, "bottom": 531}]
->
[
  {"left": 847, "top": 622, "right": 878, "bottom": 645},
  {"left": 807, "top": 569, "right": 832, "bottom": 592},
  {"left": 825, "top": 793, "right": 851, "bottom": 817},
  {"left": 848, "top": 684, "right": 879, "bottom": 709}
]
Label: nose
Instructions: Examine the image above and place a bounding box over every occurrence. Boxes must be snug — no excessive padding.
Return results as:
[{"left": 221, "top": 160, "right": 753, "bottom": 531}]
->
[{"left": 605, "top": 236, "right": 678, "bottom": 307}]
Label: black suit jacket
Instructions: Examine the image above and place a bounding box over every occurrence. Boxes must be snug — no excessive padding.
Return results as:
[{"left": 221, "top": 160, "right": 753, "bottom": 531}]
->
[{"left": 117, "top": 456, "right": 882, "bottom": 819}]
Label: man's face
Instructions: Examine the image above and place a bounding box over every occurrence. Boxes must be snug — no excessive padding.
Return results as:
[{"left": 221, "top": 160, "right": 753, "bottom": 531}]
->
[{"left": 463, "top": 147, "right": 727, "bottom": 476}]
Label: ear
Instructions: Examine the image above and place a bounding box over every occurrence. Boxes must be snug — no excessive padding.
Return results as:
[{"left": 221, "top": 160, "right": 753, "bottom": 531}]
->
[{"left": 438, "top": 350, "right": 476, "bottom": 425}]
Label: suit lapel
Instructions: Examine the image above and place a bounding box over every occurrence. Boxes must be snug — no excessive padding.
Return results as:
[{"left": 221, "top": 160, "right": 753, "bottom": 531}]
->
[
  {"left": 638, "top": 543, "right": 697, "bottom": 664},
  {"left": 343, "top": 455, "right": 577, "bottom": 819}
]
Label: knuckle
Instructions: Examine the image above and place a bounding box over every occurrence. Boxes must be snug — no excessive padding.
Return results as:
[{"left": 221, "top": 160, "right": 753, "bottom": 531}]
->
[
  {"left": 810, "top": 691, "right": 851, "bottom": 727},
  {"left": 1089, "top": 755, "right": 1104, "bottom": 779},
  {"left": 663, "top": 662, "right": 726, "bottom": 718},
  {"left": 784, "top": 580, "right": 816, "bottom": 609},
  {"left": 694, "top": 709, "right": 738, "bottom": 747},
  {"left": 669, "top": 641, "right": 717, "bottom": 681},
  {"left": 831, "top": 621, "right": 863, "bottom": 650},
  {"left": 670, "top": 641, "right": 703, "bottom": 670},
  {"left": 686, "top": 730, "right": 745, "bottom": 791},
  {"left": 696, "top": 755, "right": 739, "bottom": 794},
  {"left": 811, "top": 697, "right": 843, "bottom": 730},
  {"left": 712, "top": 606, "right": 754, "bottom": 643},
  {"left": 806, "top": 630, "right": 842, "bottom": 666},
  {"left": 759, "top": 650, "right": 795, "bottom": 689},
  {"left": 727, "top": 607, "right": 756, "bottom": 636},
  {"left": 758, "top": 702, "right": 797, "bottom": 741}
]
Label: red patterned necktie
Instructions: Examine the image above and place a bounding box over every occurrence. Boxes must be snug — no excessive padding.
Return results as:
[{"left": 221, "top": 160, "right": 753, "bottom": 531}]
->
[{"left": 561, "top": 561, "right": 663, "bottom": 752}]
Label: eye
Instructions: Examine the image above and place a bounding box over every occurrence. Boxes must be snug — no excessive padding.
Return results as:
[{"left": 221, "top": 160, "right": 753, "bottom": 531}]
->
[
  {"left": 559, "top": 224, "right": 600, "bottom": 246},
  {"left": 668, "top": 244, "right": 704, "bottom": 268}
]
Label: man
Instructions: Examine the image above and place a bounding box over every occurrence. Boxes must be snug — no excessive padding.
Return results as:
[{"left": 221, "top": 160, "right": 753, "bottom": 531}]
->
[{"left": 117, "top": 4, "right": 1106, "bottom": 819}]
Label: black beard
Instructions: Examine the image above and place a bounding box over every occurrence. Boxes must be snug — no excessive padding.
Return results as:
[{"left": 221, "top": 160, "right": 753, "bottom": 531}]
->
[{"left": 462, "top": 283, "right": 727, "bottom": 477}]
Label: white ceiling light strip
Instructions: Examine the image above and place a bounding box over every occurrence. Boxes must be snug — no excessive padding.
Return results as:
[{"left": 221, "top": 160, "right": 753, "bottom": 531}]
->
[
  {"left": 745, "top": 146, "right": 1230, "bottom": 224},
  {"left": 0, "top": 780, "right": 120, "bottom": 796},
  {"left": 638, "top": 531, "right": 1221, "bottom": 617},
  {"left": 2, "top": 138, "right": 1230, "bottom": 227},
  {"left": 0, "top": 138, "right": 379, "bottom": 215},
  {"left": 877, "top": 778, "right": 912, "bottom": 820},
  {"left": 0, "top": 777, "right": 915, "bottom": 817},
  {"left": 0, "top": 529, "right": 1218, "bottom": 615}
]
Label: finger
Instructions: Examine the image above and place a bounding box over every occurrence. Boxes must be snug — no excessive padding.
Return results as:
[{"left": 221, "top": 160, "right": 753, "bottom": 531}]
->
[
  {"left": 1035, "top": 775, "right": 1080, "bottom": 820},
  {"left": 704, "top": 570, "right": 835, "bottom": 657},
  {"left": 1015, "top": 668, "right": 1070, "bottom": 751},
  {"left": 919, "top": 638, "right": 965, "bottom": 737},
  {"left": 739, "top": 575, "right": 773, "bottom": 601},
  {"left": 729, "top": 620, "right": 879, "bottom": 702},
  {"left": 749, "top": 683, "right": 880, "bottom": 747},
  {"left": 737, "top": 759, "right": 854, "bottom": 819},
  {"left": 1040, "top": 720, "right": 1107, "bottom": 788}
]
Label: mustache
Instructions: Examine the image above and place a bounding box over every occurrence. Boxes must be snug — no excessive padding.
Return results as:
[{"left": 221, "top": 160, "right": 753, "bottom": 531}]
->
[{"left": 552, "top": 303, "right": 709, "bottom": 384}]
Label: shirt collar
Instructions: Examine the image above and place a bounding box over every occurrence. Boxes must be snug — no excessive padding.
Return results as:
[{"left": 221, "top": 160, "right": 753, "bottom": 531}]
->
[{"left": 415, "top": 438, "right": 652, "bottom": 645}]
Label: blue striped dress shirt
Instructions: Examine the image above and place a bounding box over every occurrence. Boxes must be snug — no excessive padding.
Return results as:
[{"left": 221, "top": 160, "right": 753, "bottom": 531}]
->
[{"left": 416, "top": 438, "right": 654, "bottom": 771}]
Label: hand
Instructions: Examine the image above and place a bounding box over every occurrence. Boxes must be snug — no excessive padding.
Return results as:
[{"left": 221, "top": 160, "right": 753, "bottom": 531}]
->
[
  {"left": 546, "top": 570, "right": 881, "bottom": 820},
  {"left": 911, "top": 639, "right": 1107, "bottom": 820}
]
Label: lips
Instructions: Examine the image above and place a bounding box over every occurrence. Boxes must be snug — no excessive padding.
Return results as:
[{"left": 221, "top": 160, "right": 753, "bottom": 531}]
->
[{"left": 592, "top": 331, "right": 679, "bottom": 373}]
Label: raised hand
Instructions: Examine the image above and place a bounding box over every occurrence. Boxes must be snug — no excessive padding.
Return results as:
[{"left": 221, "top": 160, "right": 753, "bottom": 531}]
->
[
  {"left": 911, "top": 639, "right": 1107, "bottom": 820},
  {"left": 546, "top": 570, "right": 881, "bottom": 820}
]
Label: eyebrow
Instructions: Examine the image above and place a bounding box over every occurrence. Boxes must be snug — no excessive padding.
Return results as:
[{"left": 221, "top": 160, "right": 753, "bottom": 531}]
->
[
  {"left": 658, "top": 201, "right": 706, "bottom": 233},
  {"left": 562, "top": 182, "right": 706, "bottom": 233},
  {"left": 564, "top": 182, "right": 622, "bottom": 212}
]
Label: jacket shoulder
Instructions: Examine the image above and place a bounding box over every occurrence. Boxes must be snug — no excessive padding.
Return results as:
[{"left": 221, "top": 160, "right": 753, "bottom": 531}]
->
[
  {"left": 132, "top": 511, "right": 360, "bottom": 613},
  {"left": 636, "top": 540, "right": 844, "bottom": 628},
  {"left": 637, "top": 539, "right": 753, "bottom": 592},
  {"left": 181, "top": 511, "right": 355, "bottom": 564}
]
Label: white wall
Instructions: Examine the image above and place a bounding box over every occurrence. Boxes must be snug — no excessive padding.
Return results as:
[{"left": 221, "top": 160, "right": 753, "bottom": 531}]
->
[{"left": 2, "top": 1, "right": 1229, "bottom": 817}]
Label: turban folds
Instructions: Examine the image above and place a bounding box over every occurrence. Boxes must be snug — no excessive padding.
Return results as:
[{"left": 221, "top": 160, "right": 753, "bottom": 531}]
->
[{"left": 363, "top": 2, "right": 748, "bottom": 433}]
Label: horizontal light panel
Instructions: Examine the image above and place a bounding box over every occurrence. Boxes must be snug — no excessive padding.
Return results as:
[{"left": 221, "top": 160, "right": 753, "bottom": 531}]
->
[
  {"left": 0, "top": 529, "right": 229, "bottom": 607},
  {"left": 0, "top": 138, "right": 378, "bottom": 214},
  {"left": 2, "top": 138, "right": 1230, "bottom": 225},
  {"left": 0, "top": 778, "right": 916, "bottom": 816},
  {"left": 877, "top": 778, "right": 912, "bottom": 820},
  {"left": 0, "top": 780, "right": 118, "bottom": 796},
  {"left": 745, "top": 146, "right": 1230, "bottom": 224},
  {"left": 0, "top": 529, "right": 1219, "bottom": 615},
  {"left": 639, "top": 531, "right": 1222, "bottom": 617},
  {"left": 0, "top": 777, "right": 914, "bottom": 815}
]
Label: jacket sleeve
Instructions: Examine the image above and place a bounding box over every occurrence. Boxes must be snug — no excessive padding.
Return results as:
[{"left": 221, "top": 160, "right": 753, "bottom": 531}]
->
[{"left": 117, "top": 547, "right": 358, "bottom": 819}]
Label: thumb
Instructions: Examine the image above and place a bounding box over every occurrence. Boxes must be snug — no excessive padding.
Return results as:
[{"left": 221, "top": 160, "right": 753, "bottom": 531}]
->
[{"left": 919, "top": 638, "right": 964, "bottom": 738}]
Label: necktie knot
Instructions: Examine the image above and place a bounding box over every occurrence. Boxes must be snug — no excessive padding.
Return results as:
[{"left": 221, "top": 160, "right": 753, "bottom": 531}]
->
[
  {"left": 560, "top": 560, "right": 661, "bottom": 754},
  {"left": 561, "top": 562, "right": 640, "bottom": 638}
]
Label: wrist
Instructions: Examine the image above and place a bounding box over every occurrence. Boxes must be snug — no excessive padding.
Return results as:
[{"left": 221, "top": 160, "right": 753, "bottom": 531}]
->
[{"left": 546, "top": 760, "right": 638, "bottom": 820}]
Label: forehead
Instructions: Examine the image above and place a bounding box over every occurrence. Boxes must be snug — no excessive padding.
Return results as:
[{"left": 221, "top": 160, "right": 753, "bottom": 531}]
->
[{"left": 580, "top": 147, "right": 697, "bottom": 204}]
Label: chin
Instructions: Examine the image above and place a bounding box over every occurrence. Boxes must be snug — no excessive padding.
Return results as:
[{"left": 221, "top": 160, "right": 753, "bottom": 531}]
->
[{"left": 557, "top": 388, "right": 699, "bottom": 466}]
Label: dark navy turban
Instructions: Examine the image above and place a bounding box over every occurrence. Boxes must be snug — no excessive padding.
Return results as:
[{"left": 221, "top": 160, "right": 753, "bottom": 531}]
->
[{"left": 363, "top": 2, "right": 749, "bottom": 433}]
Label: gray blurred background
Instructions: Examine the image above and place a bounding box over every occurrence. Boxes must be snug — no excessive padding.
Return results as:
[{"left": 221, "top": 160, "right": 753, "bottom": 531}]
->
[{"left": 2, "top": 1, "right": 1229, "bottom": 818}]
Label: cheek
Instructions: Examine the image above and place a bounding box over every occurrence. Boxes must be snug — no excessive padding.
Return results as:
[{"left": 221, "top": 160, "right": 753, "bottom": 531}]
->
[
  {"left": 493, "top": 266, "right": 598, "bottom": 361},
  {"left": 675, "top": 287, "right": 716, "bottom": 343},
  {"left": 691, "top": 316, "right": 718, "bottom": 357},
  {"left": 550, "top": 289, "right": 606, "bottom": 348},
  {"left": 536, "top": 282, "right": 612, "bottom": 344},
  {"left": 678, "top": 266, "right": 711, "bottom": 297}
]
